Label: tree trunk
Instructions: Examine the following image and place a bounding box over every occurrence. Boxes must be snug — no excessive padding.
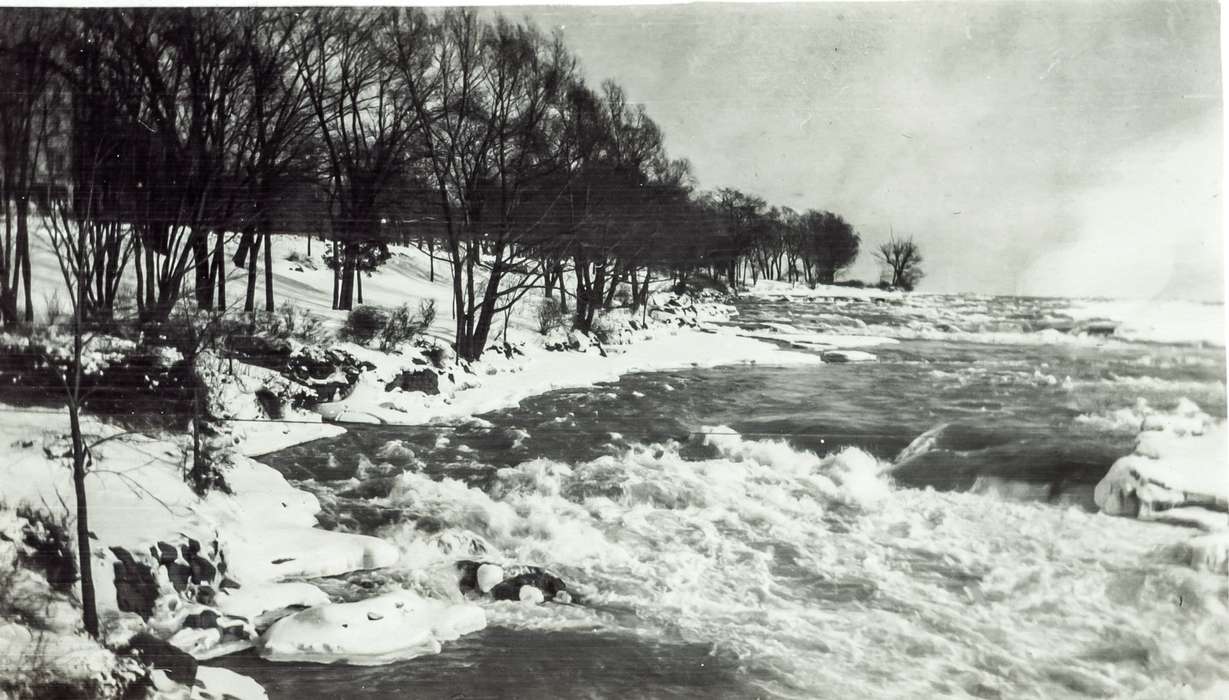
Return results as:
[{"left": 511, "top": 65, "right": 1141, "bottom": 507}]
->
[
  {"left": 15, "top": 198, "right": 32, "bottom": 323},
  {"left": 243, "top": 227, "right": 260, "bottom": 312},
  {"left": 338, "top": 243, "right": 356, "bottom": 310},
  {"left": 263, "top": 231, "right": 274, "bottom": 312},
  {"left": 214, "top": 231, "right": 226, "bottom": 310},
  {"left": 69, "top": 408, "right": 98, "bottom": 638},
  {"left": 193, "top": 233, "right": 212, "bottom": 309},
  {"left": 331, "top": 238, "right": 340, "bottom": 309}
]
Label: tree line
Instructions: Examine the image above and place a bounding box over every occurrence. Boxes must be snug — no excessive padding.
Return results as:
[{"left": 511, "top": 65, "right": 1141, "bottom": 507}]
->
[{"left": 0, "top": 7, "right": 922, "bottom": 362}]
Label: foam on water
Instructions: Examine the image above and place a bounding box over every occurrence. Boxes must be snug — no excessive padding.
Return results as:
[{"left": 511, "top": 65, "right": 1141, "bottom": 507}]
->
[{"left": 368, "top": 429, "right": 1229, "bottom": 698}]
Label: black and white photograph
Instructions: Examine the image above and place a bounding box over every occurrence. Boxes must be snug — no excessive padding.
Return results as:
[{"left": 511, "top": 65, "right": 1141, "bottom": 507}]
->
[{"left": 0, "top": 1, "right": 1224, "bottom": 698}]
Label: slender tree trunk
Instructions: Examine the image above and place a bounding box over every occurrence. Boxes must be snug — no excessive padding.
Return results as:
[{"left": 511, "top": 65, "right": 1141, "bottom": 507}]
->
[
  {"left": 15, "top": 198, "right": 32, "bottom": 323},
  {"left": 69, "top": 407, "right": 98, "bottom": 638},
  {"left": 243, "top": 227, "right": 260, "bottom": 312},
  {"left": 70, "top": 218, "right": 98, "bottom": 638},
  {"left": 263, "top": 231, "right": 273, "bottom": 312},
  {"left": 331, "top": 238, "right": 339, "bottom": 309},
  {"left": 214, "top": 231, "right": 226, "bottom": 310},
  {"left": 193, "top": 232, "right": 212, "bottom": 308}
]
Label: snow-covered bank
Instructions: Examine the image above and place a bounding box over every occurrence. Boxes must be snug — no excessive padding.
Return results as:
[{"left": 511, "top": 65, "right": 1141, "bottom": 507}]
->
[
  {"left": 0, "top": 405, "right": 477, "bottom": 696},
  {"left": 313, "top": 320, "right": 824, "bottom": 426},
  {"left": 1094, "top": 399, "right": 1228, "bottom": 537}
]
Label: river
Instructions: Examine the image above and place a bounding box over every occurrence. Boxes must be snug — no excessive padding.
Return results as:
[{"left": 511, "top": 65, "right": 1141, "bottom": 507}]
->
[{"left": 215, "top": 293, "right": 1228, "bottom": 699}]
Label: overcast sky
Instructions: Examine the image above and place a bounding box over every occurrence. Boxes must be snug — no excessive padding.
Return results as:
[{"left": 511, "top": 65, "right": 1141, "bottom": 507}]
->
[{"left": 510, "top": 1, "right": 1222, "bottom": 300}]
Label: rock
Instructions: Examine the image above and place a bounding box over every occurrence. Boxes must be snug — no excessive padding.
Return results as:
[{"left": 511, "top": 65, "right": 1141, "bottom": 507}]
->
[
  {"left": 190, "top": 555, "right": 217, "bottom": 586},
  {"left": 124, "top": 631, "right": 198, "bottom": 685},
  {"left": 183, "top": 610, "right": 220, "bottom": 630},
  {"left": 384, "top": 368, "right": 439, "bottom": 395},
  {"left": 111, "top": 547, "right": 160, "bottom": 619},
  {"left": 154, "top": 542, "right": 179, "bottom": 566}
]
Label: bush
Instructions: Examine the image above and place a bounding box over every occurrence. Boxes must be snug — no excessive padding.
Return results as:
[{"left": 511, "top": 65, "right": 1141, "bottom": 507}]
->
[
  {"left": 341, "top": 300, "right": 435, "bottom": 350},
  {"left": 251, "top": 304, "right": 330, "bottom": 347},
  {"left": 339, "top": 305, "right": 389, "bottom": 346},
  {"left": 379, "top": 300, "right": 435, "bottom": 352},
  {"left": 285, "top": 249, "right": 317, "bottom": 269},
  {"left": 536, "top": 297, "right": 568, "bottom": 335},
  {"left": 13, "top": 506, "right": 76, "bottom": 593}
]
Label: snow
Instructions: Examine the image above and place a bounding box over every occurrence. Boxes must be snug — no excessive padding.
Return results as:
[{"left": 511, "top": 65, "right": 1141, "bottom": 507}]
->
[
  {"left": 0, "top": 622, "right": 116, "bottom": 688},
  {"left": 259, "top": 589, "right": 486, "bottom": 665},
  {"left": 213, "top": 582, "right": 331, "bottom": 623},
  {"left": 224, "top": 525, "right": 400, "bottom": 583}
]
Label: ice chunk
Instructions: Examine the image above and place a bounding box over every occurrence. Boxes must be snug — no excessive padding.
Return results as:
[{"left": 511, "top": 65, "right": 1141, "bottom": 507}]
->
[{"left": 1094, "top": 405, "right": 1228, "bottom": 522}]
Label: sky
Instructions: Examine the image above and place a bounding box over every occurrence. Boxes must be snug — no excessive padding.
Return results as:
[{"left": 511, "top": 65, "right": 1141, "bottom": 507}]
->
[{"left": 508, "top": 1, "right": 1223, "bottom": 300}]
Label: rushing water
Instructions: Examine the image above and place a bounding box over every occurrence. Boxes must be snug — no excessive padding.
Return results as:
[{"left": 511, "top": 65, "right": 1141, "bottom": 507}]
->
[{"left": 217, "top": 293, "right": 1228, "bottom": 699}]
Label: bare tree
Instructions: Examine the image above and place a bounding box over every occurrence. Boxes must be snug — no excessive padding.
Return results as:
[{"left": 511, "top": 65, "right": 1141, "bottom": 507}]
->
[
  {"left": 43, "top": 149, "right": 107, "bottom": 639},
  {"left": 291, "top": 8, "right": 417, "bottom": 311},
  {"left": 391, "top": 10, "right": 576, "bottom": 360},
  {"left": 233, "top": 8, "right": 317, "bottom": 312},
  {"left": 0, "top": 12, "right": 59, "bottom": 325},
  {"left": 875, "top": 234, "right": 924, "bottom": 290}
]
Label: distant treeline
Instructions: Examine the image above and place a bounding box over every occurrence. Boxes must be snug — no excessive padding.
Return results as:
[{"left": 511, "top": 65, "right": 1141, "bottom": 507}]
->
[{"left": 0, "top": 7, "right": 879, "bottom": 361}]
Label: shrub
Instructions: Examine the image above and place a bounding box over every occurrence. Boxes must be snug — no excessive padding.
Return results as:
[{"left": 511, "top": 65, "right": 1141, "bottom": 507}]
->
[
  {"left": 285, "top": 249, "right": 317, "bottom": 269},
  {"left": 590, "top": 312, "right": 625, "bottom": 344},
  {"left": 252, "top": 304, "right": 330, "bottom": 347},
  {"left": 536, "top": 297, "right": 568, "bottom": 335},
  {"left": 14, "top": 506, "right": 76, "bottom": 593},
  {"left": 41, "top": 292, "right": 64, "bottom": 327},
  {"left": 379, "top": 300, "right": 435, "bottom": 352},
  {"left": 340, "top": 305, "right": 389, "bottom": 346}
]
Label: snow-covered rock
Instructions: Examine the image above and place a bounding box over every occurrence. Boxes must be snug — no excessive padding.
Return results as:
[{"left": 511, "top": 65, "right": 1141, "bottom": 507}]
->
[
  {"left": 224, "top": 526, "right": 400, "bottom": 583},
  {"left": 1094, "top": 401, "right": 1228, "bottom": 526},
  {"left": 259, "top": 589, "right": 486, "bottom": 665}
]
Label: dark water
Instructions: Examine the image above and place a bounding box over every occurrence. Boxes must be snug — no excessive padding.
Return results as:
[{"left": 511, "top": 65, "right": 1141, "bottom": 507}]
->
[{"left": 221, "top": 295, "right": 1228, "bottom": 698}]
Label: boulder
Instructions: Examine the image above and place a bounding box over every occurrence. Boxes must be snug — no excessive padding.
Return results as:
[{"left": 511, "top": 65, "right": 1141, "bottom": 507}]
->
[
  {"left": 111, "top": 547, "right": 160, "bottom": 619},
  {"left": 384, "top": 368, "right": 439, "bottom": 395},
  {"left": 455, "top": 560, "right": 569, "bottom": 602},
  {"left": 124, "top": 631, "right": 198, "bottom": 685}
]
